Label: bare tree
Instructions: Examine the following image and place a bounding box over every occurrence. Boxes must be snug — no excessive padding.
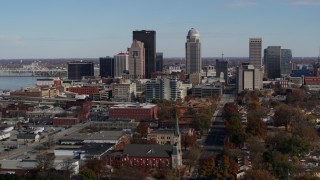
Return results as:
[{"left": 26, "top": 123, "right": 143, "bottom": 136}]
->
[
  {"left": 43, "top": 135, "right": 55, "bottom": 149},
  {"left": 36, "top": 153, "right": 55, "bottom": 171},
  {"left": 60, "top": 158, "right": 76, "bottom": 177}
]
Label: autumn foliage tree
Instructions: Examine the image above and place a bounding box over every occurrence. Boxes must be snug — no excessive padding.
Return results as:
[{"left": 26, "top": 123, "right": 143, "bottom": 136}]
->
[
  {"left": 220, "top": 154, "right": 239, "bottom": 178},
  {"left": 273, "top": 104, "right": 304, "bottom": 131},
  {"left": 181, "top": 133, "right": 197, "bottom": 150},
  {"left": 199, "top": 156, "right": 215, "bottom": 177},
  {"left": 246, "top": 118, "right": 267, "bottom": 139},
  {"left": 223, "top": 102, "right": 240, "bottom": 120},
  {"left": 185, "top": 146, "right": 201, "bottom": 172},
  {"left": 136, "top": 122, "right": 149, "bottom": 138},
  {"left": 244, "top": 169, "right": 275, "bottom": 180},
  {"left": 226, "top": 116, "right": 246, "bottom": 147}
]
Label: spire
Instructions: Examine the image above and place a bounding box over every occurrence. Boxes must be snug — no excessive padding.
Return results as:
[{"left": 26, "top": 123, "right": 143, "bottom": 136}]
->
[{"left": 175, "top": 110, "right": 180, "bottom": 136}]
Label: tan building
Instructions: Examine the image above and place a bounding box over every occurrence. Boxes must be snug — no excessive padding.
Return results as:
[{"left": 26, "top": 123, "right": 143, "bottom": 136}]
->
[
  {"left": 112, "top": 82, "right": 136, "bottom": 101},
  {"left": 189, "top": 72, "right": 201, "bottom": 86},
  {"left": 128, "top": 40, "right": 145, "bottom": 79},
  {"left": 237, "top": 63, "right": 263, "bottom": 93},
  {"left": 147, "top": 129, "right": 178, "bottom": 145},
  {"left": 249, "top": 38, "right": 262, "bottom": 69}
]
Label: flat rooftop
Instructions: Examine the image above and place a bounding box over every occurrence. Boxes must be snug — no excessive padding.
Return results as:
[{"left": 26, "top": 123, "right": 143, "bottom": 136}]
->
[
  {"left": 59, "top": 130, "right": 124, "bottom": 142},
  {"left": 110, "top": 103, "right": 156, "bottom": 109}
]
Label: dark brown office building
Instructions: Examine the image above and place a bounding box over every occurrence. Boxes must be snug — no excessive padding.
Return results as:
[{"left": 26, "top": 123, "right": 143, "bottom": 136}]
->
[
  {"left": 100, "top": 56, "right": 114, "bottom": 78},
  {"left": 133, "top": 30, "right": 156, "bottom": 78},
  {"left": 67, "top": 61, "right": 94, "bottom": 80}
]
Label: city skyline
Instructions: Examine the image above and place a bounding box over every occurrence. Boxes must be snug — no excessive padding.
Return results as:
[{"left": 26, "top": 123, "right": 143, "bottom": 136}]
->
[{"left": 0, "top": 0, "right": 319, "bottom": 59}]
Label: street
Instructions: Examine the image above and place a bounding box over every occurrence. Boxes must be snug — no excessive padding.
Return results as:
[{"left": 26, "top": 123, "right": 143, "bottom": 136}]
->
[{"left": 191, "top": 94, "right": 234, "bottom": 178}]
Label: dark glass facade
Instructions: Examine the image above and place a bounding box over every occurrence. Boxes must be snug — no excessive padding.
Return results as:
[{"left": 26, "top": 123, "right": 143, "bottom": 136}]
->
[
  {"left": 156, "top": 52, "right": 163, "bottom": 72},
  {"left": 264, "top": 46, "right": 281, "bottom": 79},
  {"left": 280, "top": 49, "right": 292, "bottom": 75},
  {"left": 67, "top": 61, "right": 94, "bottom": 80},
  {"left": 133, "top": 30, "right": 156, "bottom": 78},
  {"left": 100, "top": 56, "right": 114, "bottom": 78},
  {"left": 216, "top": 59, "right": 228, "bottom": 84}
]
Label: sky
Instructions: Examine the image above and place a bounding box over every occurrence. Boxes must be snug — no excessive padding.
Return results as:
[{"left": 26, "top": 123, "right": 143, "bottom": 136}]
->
[{"left": 0, "top": 0, "right": 319, "bottom": 59}]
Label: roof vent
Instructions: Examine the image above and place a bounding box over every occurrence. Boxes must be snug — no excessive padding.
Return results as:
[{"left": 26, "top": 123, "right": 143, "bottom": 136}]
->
[{"left": 147, "top": 149, "right": 155, "bottom": 154}]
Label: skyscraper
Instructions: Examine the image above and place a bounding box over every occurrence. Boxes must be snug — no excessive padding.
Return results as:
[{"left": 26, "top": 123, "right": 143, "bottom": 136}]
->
[
  {"left": 249, "top": 38, "right": 262, "bottom": 68},
  {"left": 68, "top": 61, "right": 94, "bottom": 80},
  {"left": 186, "top": 28, "right": 201, "bottom": 74},
  {"left": 114, "top": 52, "right": 129, "bottom": 78},
  {"left": 280, "top": 49, "right": 292, "bottom": 76},
  {"left": 128, "top": 40, "right": 145, "bottom": 79},
  {"left": 156, "top": 52, "right": 163, "bottom": 72},
  {"left": 264, "top": 46, "right": 281, "bottom": 79},
  {"left": 216, "top": 59, "right": 228, "bottom": 84},
  {"left": 264, "top": 47, "right": 292, "bottom": 79},
  {"left": 133, "top": 30, "right": 156, "bottom": 78},
  {"left": 99, "top": 56, "right": 114, "bottom": 78}
]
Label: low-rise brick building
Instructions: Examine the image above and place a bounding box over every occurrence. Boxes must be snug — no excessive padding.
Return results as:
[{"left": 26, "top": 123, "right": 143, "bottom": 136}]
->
[
  {"left": 67, "top": 86, "right": 99, "bottom": 95},
  {"left": 109, "top": 144, "right": 181, "bottom": 169},
  {"left": 108, "top": 103, "right": 157, "bottom": 122}
]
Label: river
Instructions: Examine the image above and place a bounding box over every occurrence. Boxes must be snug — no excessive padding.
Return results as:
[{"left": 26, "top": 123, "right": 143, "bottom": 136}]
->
[{"left": 0, "top": 72, "right": 38, "bottom": 91}]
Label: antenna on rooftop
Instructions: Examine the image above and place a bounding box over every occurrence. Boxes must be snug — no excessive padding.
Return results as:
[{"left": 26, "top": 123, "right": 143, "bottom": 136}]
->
[
  {"left": 317, "top": 47, "right": 320, "bottom": 68},
  {"left": 221, "top": 51, "right": 224, "bottom": 61}
]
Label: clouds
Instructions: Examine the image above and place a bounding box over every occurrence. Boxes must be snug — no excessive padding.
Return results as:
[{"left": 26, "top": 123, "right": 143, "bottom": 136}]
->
[{"left": 290, "top": 0, "right": 320, "bottom": 6}]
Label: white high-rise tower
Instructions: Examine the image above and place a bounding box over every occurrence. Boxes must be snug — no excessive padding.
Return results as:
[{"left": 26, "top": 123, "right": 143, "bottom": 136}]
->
[{"left": 185, "top": 28, "right": 201, "bottom": 74}]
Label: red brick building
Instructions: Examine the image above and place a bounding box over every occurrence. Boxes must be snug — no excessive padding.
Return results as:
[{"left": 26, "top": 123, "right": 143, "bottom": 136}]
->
[
  {"left": 304, "top": 76, "right": 320, "bottom": 85},
  {"left": 1, "top": 103, "right": 34, "bottom": 118},
  {"left": 108, "top": 144, "right": 180, "bottom": 169},
  {"left": 108, "top": 103, "right": 157, "bottom": 122},
  {"left": 67, "top": 86, "right": 99, "bottom": 95},
  {"left": 65, "top": 99, "right": 92, "bottom": 123},
  {"left": 53, "top": 117, "right": 79, "bottom": 126}
]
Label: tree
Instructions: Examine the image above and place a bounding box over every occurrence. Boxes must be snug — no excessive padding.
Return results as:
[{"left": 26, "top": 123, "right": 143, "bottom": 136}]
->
[
  {"left": 244, "top": 169, "right": 275, "bottom": 180},
  {"left": 226, "top": 116, "right": 246, "bottom": 146},
  {"left": 113, "top": 167, "right": 148, "bottom": 180},
  {"left": 43, "top": 135, "right": 55, "bottom": 149},
  {"left": 85, "top": 158, "right": 105, "bottom": 178},
  {"left": 223, "top": 103, "right": 239, "bottom": 120},
  {"left": 60, "top": 158, "right": 76, "bottom": 177},
  {"left": 197, "top": 108, "right": 212, "bottom": 132},
  {"left": 147, "top": 138, "right": 158, "bottom": 144},
  {"left": 199, "top": 156, "right": 215, "bottom": 177},
  {"left": 246, "top": 137, "right": 265, "bottom": 169},
  {"left": 246, "top": 118, "right": 267, "bottom": 139},
  {"left": 36, "top": 153, "right": 55, "bottom": 171},
  {"left": 81, "top": 168, "right": 97, "bottom": 180},
  {"left": 266, "top": 132, "right": 311, "bottom": 156},
  {"left": 185, "top": 146, "right": 201, "bottom": 172},
  {"left": 291, "top": 116, "right": 319, "bottom": 142},
  {"left": 136, "top": 122, "right": 149, "bottom": 138},
  {"left": 221, "top": 154, "right": 238, "bottom": 178},
  {"left": 273, "top": 105, "right": 304, "bottom": 131},
  {"left": 263, "top": 150, "right": 294, "bottom": 179},
  {"left": 181, "top": 134, "right": 197, "bottom": 150},
  {"left": 294, "top": 174, "right": 320, "bottom": 180}
]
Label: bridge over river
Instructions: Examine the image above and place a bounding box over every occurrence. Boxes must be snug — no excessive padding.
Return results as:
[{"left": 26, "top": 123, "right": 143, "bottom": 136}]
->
[{"left": 0, "top": 68, "right": 67, "bottom": 77}]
